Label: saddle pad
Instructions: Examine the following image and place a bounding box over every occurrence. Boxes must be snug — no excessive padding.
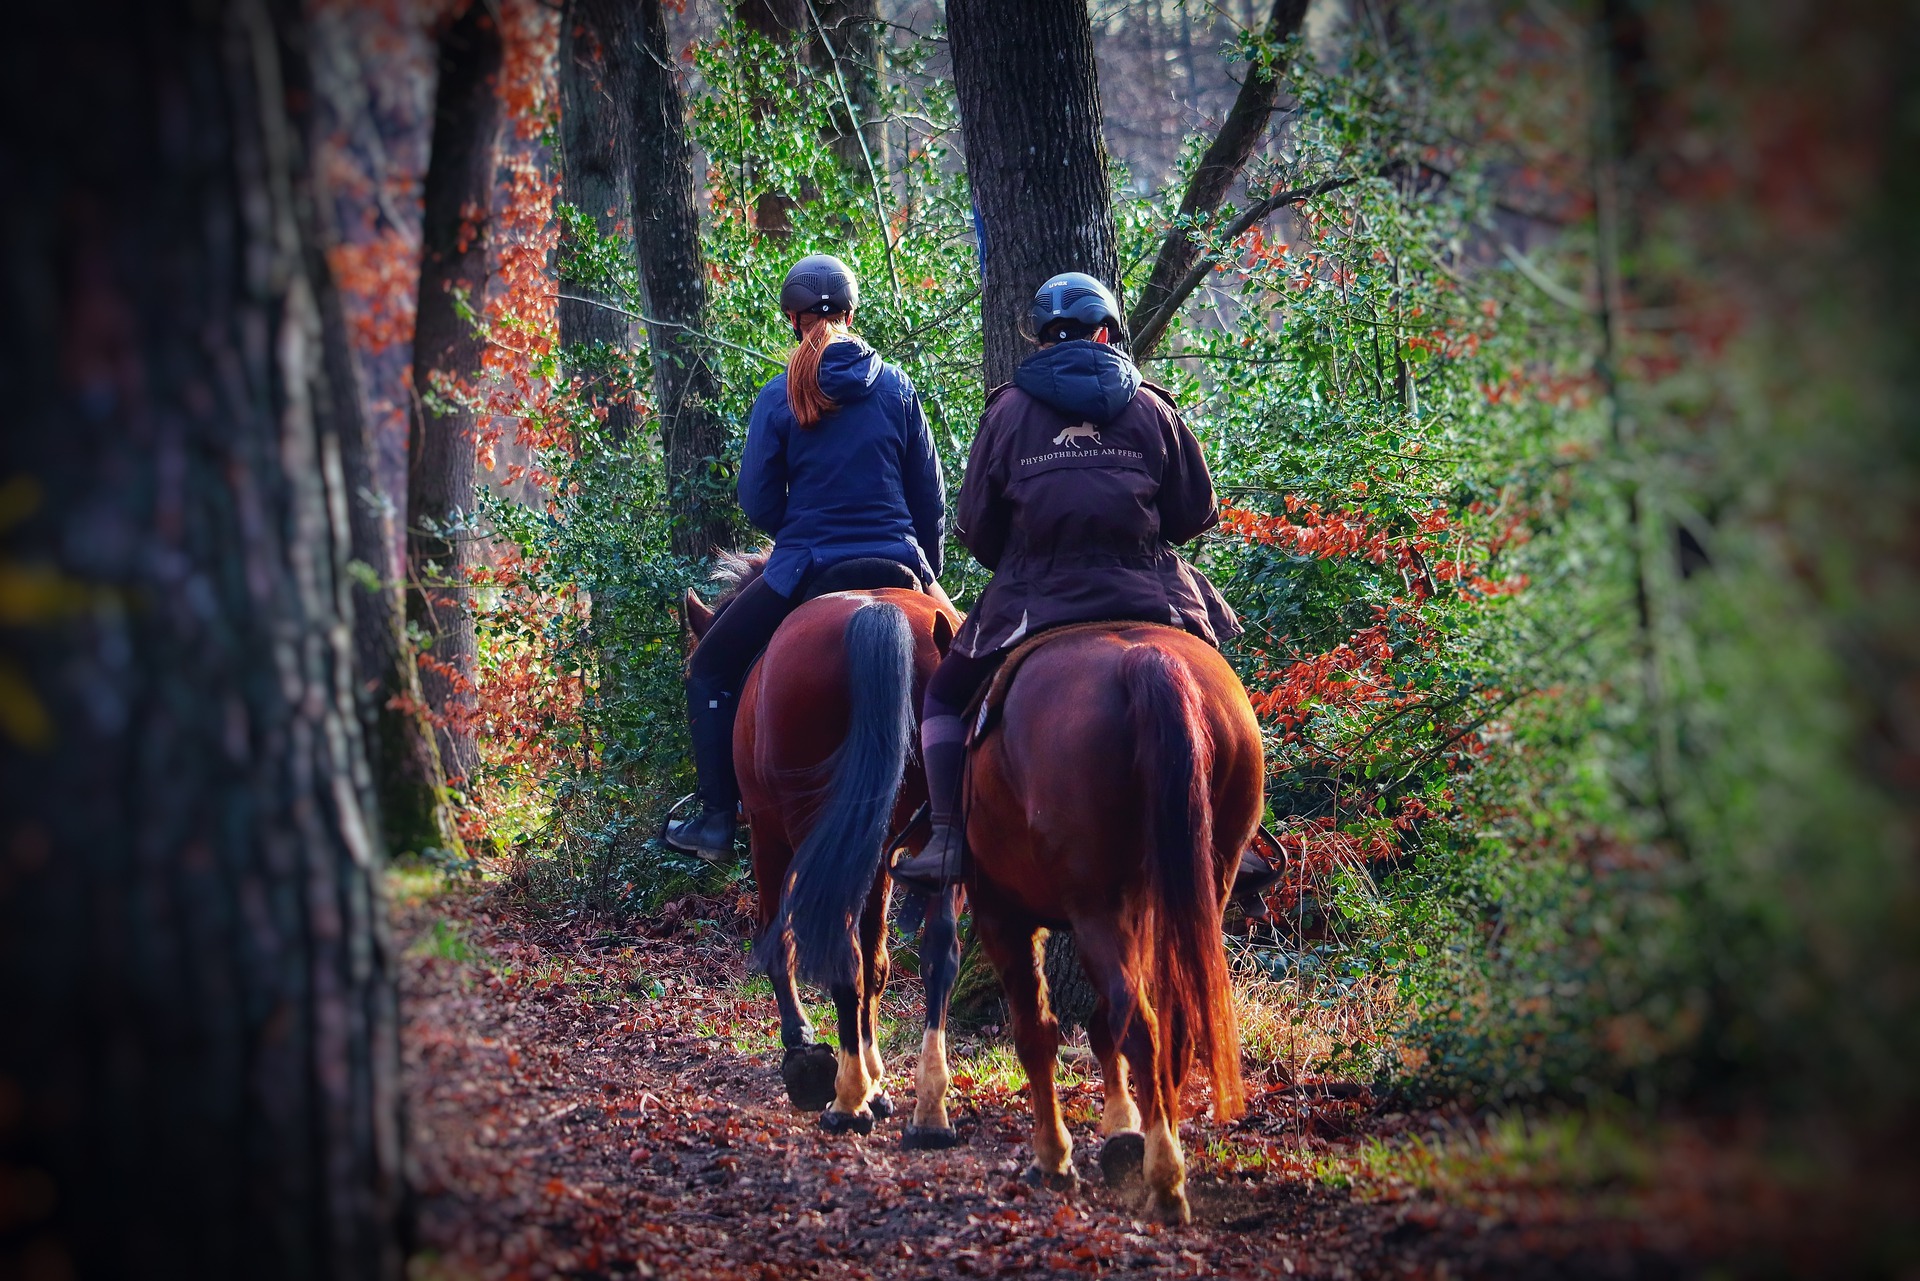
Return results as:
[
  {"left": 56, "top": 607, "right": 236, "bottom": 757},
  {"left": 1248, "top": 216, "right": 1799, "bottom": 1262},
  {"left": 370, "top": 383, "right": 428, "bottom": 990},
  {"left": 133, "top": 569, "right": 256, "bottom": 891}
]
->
[{"left": 965, "top": 619, "right": 1193, "bottom": 746}]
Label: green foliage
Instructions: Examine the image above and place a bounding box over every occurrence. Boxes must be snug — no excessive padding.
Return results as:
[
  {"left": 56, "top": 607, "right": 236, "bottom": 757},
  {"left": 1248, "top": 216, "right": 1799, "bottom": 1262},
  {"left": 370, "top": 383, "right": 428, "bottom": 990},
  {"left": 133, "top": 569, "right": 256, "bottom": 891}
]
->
[{"left": 474, "top": 7, "right": 1915, "bottom": 1126}]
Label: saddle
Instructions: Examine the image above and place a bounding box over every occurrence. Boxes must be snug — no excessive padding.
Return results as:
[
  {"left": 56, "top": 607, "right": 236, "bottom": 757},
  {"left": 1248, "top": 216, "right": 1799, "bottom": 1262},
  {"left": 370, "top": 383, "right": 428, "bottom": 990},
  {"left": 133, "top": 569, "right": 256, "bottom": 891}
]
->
[
  {"left": 797, "top": 556, "right": 923, "bottom": 603},
  {"left": 964, "top": 619, "right": 1189, "bottom": 746}
]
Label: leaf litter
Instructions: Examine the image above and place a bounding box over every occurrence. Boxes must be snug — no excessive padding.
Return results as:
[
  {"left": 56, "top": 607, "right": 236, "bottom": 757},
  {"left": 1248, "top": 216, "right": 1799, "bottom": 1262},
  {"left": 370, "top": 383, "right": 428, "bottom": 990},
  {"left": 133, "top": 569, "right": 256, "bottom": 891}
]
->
[{"left": 401, "top": 885, "right": 1861, "bottom": 1280}]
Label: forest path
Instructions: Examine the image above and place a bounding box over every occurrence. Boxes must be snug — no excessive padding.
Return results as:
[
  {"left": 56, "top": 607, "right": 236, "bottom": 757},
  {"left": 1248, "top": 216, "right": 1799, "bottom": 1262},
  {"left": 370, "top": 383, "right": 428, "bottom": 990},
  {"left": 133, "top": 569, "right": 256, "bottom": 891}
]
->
[{"left": 397, "top": 884, "right": 1687, "bottom": 1281}]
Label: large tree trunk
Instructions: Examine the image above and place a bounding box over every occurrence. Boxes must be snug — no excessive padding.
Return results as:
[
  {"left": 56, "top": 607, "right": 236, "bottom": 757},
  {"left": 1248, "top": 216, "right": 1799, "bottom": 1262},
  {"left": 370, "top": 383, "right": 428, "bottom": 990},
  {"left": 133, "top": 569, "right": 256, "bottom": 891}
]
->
[
  {"left": 0, "top": 0, "right": 403, "bottom": 1275},
  {"left": 1127, "top": 0, "right": 1311, "bottom": 359},
  {"left": 409, "top": 3, "right": 504, "bottom": 781},
  {"left": 559, "top": 0, "right": 639, "bottom": 440},
  {"left": 309, "top": 9, "right": 462, "bottom": 858},
  {"left": 635, "top": 0, "right": 732, "bottom": 558},
  {"left": 948, "top": 0, "right": 1122, "bottom": 388}
]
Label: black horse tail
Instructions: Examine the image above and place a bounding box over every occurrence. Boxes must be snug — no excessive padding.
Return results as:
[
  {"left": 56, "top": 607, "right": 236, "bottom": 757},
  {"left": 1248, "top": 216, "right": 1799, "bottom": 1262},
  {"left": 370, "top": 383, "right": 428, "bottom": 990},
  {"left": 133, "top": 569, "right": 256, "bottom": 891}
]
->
[
  {"left": 776, "top": 601, "right": 917, "bottom": 989},
  {"left": 1120, "top": 644, "right": 1246, "bottom": 1120}
]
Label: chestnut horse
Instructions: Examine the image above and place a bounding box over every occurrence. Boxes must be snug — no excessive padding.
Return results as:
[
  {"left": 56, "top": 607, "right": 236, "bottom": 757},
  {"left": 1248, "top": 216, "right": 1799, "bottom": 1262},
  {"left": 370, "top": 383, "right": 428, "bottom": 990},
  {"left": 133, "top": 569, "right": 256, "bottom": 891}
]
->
[
  {"left": 684, "top": 556, "right": 966, "bottom": 1141},
  {"left": 930, "top": 623, "right": 1263, "bottom": 1223}
]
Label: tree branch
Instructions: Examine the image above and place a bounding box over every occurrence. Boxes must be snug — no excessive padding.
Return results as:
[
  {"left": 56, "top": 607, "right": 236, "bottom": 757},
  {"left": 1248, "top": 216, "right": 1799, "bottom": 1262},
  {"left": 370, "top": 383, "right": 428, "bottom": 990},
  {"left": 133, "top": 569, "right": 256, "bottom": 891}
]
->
[
  {"left": 1130, "top": 173, "right": 1361, "bottom": 361},
  {"left": 1125, "top": 0, "right": 1311, "bottom": 355}
]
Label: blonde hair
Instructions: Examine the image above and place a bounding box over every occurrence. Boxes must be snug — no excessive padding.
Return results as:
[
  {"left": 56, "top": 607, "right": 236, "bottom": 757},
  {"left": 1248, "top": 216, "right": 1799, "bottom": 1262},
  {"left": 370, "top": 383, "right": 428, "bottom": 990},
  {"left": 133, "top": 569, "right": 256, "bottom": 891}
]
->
[{"left": 786, "top": 312, "right": 854, "bottom": 428}]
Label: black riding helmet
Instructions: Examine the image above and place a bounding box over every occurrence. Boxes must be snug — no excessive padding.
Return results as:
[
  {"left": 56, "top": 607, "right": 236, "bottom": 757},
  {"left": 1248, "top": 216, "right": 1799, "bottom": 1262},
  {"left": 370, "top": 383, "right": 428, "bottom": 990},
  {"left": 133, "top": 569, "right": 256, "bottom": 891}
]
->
[
  {"left": 1030, "top": 271, "right": 1124, "bottom": 344},
  {"left": 779, "top": 254, "right": 859, "bottom": 333}
]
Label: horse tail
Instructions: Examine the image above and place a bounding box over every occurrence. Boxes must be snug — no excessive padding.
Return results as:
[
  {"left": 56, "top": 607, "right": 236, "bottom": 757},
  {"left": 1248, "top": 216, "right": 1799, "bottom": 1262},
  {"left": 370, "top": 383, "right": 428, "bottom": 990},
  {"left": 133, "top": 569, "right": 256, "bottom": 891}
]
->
[
  {"left": 776, "top": 601, "right": 917, "bottom": 989},
  {"left": 1120, "top": 644, "right": 1246, "bottom": 1120}
]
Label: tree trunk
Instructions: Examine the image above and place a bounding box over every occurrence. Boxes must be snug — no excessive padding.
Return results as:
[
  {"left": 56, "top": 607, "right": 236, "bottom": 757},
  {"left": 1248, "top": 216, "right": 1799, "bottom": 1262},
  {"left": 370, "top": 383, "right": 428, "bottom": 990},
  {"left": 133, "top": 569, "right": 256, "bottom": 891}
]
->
[
  {"left": 0, "top": 0, "right": 403, "bottom": 1275},
  {"left": 635, "top": 0, "right": 733, "bottom": 558},
  {"left": 812, "top": 0, "right": 889, "bottom": 179},
  {"left": 409, "top": 4, "right": 503, "bottom": 781},
  {"left": 308, "top": 9, "right": 462, "bottom": 858},
  {"left": 737, "top": 0, "right": 806, "bottom": 237},
  {"left": 1126, "top": 0, "right": 1310, "bottom": 359},
  {"left": 559, "top": 0, "right": 640, "bottom": 440},
  {"left": 948, "top": 0, "right": 1122, "bottom": 388}
]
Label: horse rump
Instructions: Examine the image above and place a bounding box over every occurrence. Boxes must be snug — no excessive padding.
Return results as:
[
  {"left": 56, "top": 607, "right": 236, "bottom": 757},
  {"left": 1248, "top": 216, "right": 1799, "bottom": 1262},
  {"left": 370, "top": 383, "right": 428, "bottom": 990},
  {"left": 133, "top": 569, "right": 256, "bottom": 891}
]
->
[
  {"left": 774, "top": 601, "right": 917, "bottom": 989},
  {"left": 1119, "top": 644, "right": 1245, "bottom": 1120}
]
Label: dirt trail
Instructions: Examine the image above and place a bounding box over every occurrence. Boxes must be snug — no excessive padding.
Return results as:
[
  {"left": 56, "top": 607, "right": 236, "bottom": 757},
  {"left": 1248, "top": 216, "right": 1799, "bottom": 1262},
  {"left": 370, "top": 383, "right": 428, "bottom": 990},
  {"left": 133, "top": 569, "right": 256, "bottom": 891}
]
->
[{"left": 399, "top": 889, "right": 1704, "bottom": 1280}]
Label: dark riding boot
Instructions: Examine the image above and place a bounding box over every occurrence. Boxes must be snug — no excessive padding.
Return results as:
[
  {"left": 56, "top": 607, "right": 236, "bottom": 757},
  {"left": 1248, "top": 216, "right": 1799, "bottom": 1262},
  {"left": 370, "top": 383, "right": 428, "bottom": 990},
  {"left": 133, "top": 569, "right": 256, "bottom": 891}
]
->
[
  {"left": 663, "top": 679, "right": 739, "bottom": 861},
  {"left": 892, "top": 716, "right": 966, "bottom": 890}
]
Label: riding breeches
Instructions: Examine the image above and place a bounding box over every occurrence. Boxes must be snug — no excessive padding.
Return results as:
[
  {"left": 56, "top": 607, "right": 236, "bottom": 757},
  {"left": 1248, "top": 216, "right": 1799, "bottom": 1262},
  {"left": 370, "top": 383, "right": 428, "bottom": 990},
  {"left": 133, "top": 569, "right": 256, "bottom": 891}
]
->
[
  {"left": 685, "top": 577, "right": 797, "bottom": 810},
  {"left": 922, "top": 646, "right": 1005, "bottom": 722}
]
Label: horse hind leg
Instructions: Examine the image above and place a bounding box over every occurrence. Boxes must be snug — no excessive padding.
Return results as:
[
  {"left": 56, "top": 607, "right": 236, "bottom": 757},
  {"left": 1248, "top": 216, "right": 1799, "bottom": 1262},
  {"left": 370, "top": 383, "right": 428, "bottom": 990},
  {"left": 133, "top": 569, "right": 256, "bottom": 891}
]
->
[
  {"left": 819, "top": 979, "right": 878, "bottom": 1135},
  {"left": 1077, "top": 927, "right": 1147, "bottom": 1188},
  {"left": 905, "top": 885, "right": 962, "bottom": 1149},
  {"left": 858, "top": 890, "right": 894, "bottom": 1121},
  {"left": 1119, "top": 993, "right": 1189, "bottom": 1225},
  {"left": 978, "top": 916, "right": 1075, "bottom": 1190},
  {"left": 759, "top": 838, "right": 839, "bottom": 1113}
]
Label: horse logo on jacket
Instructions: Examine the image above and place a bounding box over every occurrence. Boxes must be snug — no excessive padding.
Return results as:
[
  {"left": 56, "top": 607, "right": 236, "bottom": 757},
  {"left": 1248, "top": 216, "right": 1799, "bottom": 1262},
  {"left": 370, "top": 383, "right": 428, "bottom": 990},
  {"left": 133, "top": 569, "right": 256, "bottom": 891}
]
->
[{"left": 1053, "top": 422, "right": 1102, "bottom": 449}]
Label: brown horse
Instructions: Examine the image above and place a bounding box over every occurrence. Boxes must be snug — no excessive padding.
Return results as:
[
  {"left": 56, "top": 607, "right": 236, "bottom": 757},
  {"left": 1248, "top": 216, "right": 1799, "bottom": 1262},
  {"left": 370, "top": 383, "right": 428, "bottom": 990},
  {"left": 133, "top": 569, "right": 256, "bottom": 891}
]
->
[
  {"left": 927, "top": 623, "right": 1263, "bottom": 1223},
  {"left": 684, "top": 556, "right": 966, "bottom": 1140}
]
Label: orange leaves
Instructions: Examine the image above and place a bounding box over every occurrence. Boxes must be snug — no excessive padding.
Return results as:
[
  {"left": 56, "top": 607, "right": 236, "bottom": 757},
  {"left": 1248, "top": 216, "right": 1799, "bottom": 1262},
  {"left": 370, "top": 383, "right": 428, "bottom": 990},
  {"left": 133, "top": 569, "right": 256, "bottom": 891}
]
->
[
  {"left": 1219, "top": 500, "right": 1393, "bottom": 565},
  {"left": 328, "top": 229, "right": 419, "bottom": 354}
]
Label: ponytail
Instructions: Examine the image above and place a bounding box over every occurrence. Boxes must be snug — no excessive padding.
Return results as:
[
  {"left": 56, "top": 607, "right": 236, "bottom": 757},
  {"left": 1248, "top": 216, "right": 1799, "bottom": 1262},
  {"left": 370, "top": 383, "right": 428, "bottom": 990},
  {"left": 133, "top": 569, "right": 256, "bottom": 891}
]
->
[{"left": 786, "top": 312, "right": 853, "bottom": 428}]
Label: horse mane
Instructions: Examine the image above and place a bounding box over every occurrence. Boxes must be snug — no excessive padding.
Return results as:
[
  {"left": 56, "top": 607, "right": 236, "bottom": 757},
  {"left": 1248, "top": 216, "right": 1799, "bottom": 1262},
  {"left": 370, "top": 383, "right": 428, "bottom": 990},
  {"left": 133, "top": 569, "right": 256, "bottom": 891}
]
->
[{"left": 707, "top": 545, "right": 773, "bottom": 616}]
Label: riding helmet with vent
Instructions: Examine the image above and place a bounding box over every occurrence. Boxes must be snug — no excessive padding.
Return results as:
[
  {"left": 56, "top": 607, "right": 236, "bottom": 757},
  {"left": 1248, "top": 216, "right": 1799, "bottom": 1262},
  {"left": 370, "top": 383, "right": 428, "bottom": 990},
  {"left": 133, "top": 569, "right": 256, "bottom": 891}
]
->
[
  {"left": 1030, "top": 271, "right": 1123, "bottom": 342},
  {"left": 779, "top": 253, "right": 860, "bottom": 318}
]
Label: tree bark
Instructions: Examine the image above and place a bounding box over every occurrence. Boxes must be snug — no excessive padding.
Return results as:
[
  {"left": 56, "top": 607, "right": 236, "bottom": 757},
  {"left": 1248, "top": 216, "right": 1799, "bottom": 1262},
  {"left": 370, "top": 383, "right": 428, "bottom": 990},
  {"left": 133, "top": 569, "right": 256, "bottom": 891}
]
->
[
  {"left": 812, "top": 0, "right": 889, "bottom": 179},
  {"left": 1126, "top": 0, "right": 1310, "bottom": 359},
  {"left": 308, "top": 9, "right": 461, "bottom": 858},
  {"left": 0, "top": 0, "right": 403, "bottom": 1275},
  {"left": 409, "top": 3, "right": 503, "bottom": 781},
  {"left": 948, "top": 0, "right": 1122, "bottom": 388},
  {"left": 635, "top": 0, "right": 733, "bottom": 558},
  {"left": 559, "top": 0, "right": 640, "bottom": 440},
  {"left": 737, "top": 0, "right": 807, "bottom": 238}
]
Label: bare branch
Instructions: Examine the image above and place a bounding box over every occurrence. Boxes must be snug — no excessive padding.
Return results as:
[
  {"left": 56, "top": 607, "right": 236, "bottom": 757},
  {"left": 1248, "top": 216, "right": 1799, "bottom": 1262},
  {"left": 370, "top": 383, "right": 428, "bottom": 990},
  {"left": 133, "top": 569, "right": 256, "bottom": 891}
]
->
[
  {"left": 1131, "top": 173, "right": 1361, "bottom": 361},
  {"left": 1125, "top": 0, "right": 1311, "bottom": 354}
]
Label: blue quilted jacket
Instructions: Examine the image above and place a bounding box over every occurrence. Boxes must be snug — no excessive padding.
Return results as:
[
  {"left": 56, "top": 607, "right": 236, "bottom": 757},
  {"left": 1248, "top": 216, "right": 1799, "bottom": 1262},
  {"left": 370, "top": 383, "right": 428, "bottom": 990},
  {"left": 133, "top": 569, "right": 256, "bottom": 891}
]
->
[{"left": 737, "top": 338, "right": 947, "bottom": 597}]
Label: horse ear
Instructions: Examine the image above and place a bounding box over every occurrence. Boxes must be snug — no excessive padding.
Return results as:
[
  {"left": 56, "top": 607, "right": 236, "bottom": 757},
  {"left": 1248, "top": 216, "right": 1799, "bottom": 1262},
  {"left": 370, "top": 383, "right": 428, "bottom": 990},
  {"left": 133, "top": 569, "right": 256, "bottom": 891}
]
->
[
  {"left": 684, "top": 588, "right": 715, "bottom": 640},
  {"left": 931, "top": 611, "right": 954, "bottom": 657}
]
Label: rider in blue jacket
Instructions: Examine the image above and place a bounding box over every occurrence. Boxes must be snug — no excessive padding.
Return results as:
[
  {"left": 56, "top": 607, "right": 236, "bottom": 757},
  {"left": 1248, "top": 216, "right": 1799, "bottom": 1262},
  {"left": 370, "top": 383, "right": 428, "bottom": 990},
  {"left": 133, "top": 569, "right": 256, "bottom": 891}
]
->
[{"left": 664, "top": 255, "right": 947, "bottom": 858}]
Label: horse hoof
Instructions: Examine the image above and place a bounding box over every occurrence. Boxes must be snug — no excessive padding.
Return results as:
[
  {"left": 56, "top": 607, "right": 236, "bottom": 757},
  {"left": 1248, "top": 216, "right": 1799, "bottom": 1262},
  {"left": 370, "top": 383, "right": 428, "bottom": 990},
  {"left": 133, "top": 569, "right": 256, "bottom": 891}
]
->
[
  {"left": 901, "top": 1125, "right": 960, "bottom": 1151},
  {"left": 781, "top": 1044, "right": 838, "bottom": 1113},
  {"left": 867, "top": 1093, "right": 895, "bottom": 1120},
  {"left": 1021, "top": 1163, "right": 1079, "bottom": 1193},
  {"left": 1099, "top": 1131, "right": 1147, "bottom": 1187},
  {"left": 1145, "top": 1190, "right": 1193, "bottom": 1227},
  {"left": 819, "top": 1108, "right": 874, "bottom": 1137}
]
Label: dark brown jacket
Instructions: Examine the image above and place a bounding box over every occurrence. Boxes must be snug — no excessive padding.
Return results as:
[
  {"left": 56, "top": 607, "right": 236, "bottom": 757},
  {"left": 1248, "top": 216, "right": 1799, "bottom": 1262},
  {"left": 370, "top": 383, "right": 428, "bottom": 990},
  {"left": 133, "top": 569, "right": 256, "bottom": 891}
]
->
[{"left": 951, "top": 356, "right": 1241, "bottom": 658}]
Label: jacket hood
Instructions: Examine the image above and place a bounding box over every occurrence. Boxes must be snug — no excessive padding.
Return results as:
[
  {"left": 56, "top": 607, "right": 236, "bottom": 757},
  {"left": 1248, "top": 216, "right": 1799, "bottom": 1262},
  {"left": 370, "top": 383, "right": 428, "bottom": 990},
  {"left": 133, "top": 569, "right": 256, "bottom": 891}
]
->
[
  {"left": 1013, "top": 340, "right": 1142, "bottom": 424},
  {"left": 817, "top": 337, "right": 884, "bottom": 404}
]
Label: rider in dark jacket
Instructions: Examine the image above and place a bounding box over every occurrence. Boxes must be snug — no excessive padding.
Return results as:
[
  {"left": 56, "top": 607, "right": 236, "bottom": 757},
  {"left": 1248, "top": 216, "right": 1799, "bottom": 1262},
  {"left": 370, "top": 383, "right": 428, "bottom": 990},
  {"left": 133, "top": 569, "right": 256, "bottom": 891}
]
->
[
  {"left": 664, "top": 255, "right": 947, "bottom": 858},
  {"left": 892, "top": 272, "right": 1239, "bottom": 888}
]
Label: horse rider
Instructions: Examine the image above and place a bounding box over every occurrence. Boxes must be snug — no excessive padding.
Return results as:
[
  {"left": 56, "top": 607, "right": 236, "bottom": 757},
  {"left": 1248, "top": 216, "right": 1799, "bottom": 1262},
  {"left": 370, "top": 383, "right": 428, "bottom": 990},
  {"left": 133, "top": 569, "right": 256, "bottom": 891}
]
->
[
  {"left": 891, "top": 272, "right": 1242, "bottom": 890},
  {"left": 663, "top": 254, "right": 948, "bottom": 858}
]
